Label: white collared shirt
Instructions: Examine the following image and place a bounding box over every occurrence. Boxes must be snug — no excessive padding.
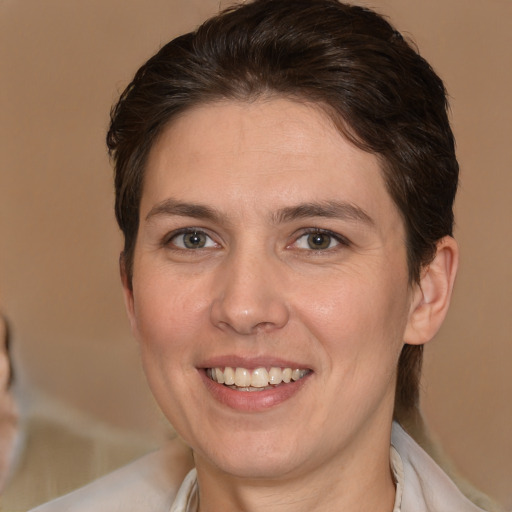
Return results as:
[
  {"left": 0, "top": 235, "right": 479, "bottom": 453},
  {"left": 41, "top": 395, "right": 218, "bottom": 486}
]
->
[{"left": 30, "top": 423, "right": 488, "bottom": 512}]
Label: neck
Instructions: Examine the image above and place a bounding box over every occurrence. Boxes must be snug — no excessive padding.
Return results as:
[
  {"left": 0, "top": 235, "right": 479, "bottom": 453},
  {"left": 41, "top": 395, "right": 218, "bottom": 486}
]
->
[{"left": 194, "top": 419, "right": 396, "bottom": 512}]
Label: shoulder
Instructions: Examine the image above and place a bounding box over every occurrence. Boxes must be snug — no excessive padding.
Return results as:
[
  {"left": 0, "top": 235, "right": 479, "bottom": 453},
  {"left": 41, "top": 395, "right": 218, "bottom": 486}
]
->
[
  {"left": 29, "top": 437, "right": 194, "bottom": 512},
  {"left": 391, "top": 422, "right": 488, "bottom": 512}
]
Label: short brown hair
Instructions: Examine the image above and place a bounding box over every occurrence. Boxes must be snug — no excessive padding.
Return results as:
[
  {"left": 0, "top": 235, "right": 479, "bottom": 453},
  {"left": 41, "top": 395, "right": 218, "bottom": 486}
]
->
[{"left": 107, "top": 0, "right": 458, "bottom": 418}]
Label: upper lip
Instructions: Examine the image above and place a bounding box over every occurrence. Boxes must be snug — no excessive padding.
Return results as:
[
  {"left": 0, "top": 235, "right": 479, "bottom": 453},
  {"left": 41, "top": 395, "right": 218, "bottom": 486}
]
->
[{"left": 198, "top": 355, "right": 312, "bottom": 370}]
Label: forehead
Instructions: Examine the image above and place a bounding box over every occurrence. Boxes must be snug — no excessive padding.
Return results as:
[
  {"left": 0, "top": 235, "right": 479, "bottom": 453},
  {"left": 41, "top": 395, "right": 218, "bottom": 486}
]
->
[{"left": 141, "top": 98, "right": 399, "bottom": 226}]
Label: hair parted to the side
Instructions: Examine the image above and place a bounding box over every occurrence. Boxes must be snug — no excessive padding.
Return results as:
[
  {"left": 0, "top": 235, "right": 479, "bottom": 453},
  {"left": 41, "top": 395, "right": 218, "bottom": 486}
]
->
[{"left": 107, "top": 0, "right": 459, "bottom": 421}]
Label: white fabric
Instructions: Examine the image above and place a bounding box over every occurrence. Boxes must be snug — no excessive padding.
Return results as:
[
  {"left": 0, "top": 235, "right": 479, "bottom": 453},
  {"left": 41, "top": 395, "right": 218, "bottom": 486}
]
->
[
  {"left": 391, "top": 445, "right": 404, "bottom": 512},
  {"left": 30, "top": 422, "right": 487, "bottom": 512},
  {"left": 391, "top": 423, "right": 486, "bottom": 512}
]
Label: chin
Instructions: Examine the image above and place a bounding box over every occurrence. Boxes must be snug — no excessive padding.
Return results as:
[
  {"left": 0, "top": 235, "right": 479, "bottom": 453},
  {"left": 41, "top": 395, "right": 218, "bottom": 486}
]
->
[
  {"left": 211, "top": 454, "right": 304, "bottom": 481},
  {"left": 195, "top": 431, "right": 310, "bottom": 481}
]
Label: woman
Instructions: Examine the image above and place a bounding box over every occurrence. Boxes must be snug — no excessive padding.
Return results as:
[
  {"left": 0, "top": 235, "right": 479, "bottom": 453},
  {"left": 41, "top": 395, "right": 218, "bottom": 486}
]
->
[{"left": 31, "top": 1, "right": 496, "bottom": 510}]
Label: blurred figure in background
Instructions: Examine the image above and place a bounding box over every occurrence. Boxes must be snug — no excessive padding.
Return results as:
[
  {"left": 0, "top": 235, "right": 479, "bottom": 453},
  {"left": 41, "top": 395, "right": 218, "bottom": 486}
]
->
[
  {"left": 0, "top": 315, "right": 18, "bottom": 492},
  {"left": 0, "top": 312, "right": 156, "bottom": 511}
]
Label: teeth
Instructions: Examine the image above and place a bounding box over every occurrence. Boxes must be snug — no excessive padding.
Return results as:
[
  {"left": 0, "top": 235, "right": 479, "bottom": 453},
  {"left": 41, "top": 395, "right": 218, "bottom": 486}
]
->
[
  {"left": 268, "top": 367, "right": 281, "bottom": 385},
  {"left": 215, "top": 368, "right": 225, "bottom": 384},
  {"left": 207, "top": 366, "right": 309, "bottom": 389},
  {"left": 235, "top": 368, "right": 251, "bottom": 387},
  {"left": 291, "top": 369, "right": 303, "bottom": 381},
  {"left": 224, "top": 367, "right": 235, "bottom": 385},
  {"left": 251, "top": 367, "right": 269, "bottom": 388}
]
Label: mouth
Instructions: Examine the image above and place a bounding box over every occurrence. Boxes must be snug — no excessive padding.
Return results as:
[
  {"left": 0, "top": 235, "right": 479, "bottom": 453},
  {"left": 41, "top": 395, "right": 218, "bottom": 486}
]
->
[{"left": 205, "top": 366, "right": 311, "bottom": 391}]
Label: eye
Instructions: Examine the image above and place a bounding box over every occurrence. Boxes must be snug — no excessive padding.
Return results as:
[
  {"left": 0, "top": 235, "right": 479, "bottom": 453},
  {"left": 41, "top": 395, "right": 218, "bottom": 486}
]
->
[
  {"left": 168, "top": 230, "right": 217, "bottom": 250},
  {"left": 293, "top": 230, "right": 347, "bottom": 251}
]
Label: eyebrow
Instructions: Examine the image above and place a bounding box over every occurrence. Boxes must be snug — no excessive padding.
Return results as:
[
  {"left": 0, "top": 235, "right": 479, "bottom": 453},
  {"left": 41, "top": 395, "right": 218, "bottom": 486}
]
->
[
  {"left": 272, "top": 201, "right": 374, "bottom": 226},
  {"left": 145, "top": 198, "right": 374, "bottom": 226},
  {"left": 145, "top": 198, "right": 225, "bottom": 223}
]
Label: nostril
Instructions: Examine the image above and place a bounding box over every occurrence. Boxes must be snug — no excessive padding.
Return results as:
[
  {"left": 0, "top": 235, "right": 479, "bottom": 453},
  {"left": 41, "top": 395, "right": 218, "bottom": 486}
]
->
[
  {"left": 252, "top": 321, "right": 277, "bottom": 334},
  {"left": 209, "top": 296, "right": 290, "bottom": 335}
]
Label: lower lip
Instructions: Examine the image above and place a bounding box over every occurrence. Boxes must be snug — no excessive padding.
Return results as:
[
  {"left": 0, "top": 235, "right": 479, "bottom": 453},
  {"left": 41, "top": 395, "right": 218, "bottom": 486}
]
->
[{"left": 199, "top": 370, "right": 310, "bottom": 412}]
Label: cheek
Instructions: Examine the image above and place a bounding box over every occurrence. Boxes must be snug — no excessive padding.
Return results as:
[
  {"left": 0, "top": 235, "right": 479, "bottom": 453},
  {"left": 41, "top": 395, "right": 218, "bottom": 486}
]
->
[
  {"left": 130, "top": 269, "right": 217, "bottom": 400},
  {"left": 133, "top": 271, "right": 207, "bottom": 343},
  {"left": 130, "top": 273, "right": 210, "bottom": 424},
  {"left": 295, "top": 268, "right": 410, "bottom": 367}
]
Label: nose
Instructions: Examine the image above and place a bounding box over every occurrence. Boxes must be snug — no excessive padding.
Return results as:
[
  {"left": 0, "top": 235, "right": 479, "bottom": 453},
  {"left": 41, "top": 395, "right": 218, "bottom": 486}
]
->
[{"left": 209, "top": 249, "right": 290, "bottom": 335}]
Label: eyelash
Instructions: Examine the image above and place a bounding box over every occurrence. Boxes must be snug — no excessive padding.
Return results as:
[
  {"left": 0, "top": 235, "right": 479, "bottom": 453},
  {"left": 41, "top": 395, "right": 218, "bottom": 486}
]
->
[
  {"left": 163, "top": 228, "right": 218, "bottom": 250},
  {"left": 292, "top": 228, "right": 351, "bottom": 251},
  {"left": 162, "top": 227, "right": 351, "bottom": 252}
]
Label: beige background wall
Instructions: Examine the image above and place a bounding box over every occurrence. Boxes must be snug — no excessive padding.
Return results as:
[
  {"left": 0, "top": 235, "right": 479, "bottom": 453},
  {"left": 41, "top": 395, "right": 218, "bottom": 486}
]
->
[{"left": 1, "top": 0, "right": 510, "bottom": 507}]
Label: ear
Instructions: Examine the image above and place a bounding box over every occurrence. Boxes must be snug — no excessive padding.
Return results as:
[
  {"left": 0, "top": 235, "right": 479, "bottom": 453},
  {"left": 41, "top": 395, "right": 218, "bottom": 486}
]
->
[
  {"left": 404, "top": 236, "right": 459, "bottom": 345},
  {"left": 120, "top": 253, "right": 138, "bottom": 336}
]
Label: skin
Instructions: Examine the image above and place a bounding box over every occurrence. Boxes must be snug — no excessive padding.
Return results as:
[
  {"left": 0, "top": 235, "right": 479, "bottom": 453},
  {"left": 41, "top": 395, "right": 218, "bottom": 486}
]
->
[{"left": 123, "top": 98, "right": 458, "bottom": 512}]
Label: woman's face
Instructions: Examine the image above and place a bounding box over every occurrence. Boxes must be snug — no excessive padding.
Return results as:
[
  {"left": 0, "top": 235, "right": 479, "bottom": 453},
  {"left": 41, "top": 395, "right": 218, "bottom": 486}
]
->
[{"left": 125, "top": 98, "right": 419, "bottom": 481}]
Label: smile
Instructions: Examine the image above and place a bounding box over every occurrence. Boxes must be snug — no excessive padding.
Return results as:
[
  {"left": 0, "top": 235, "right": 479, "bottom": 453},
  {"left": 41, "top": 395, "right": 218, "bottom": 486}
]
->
[{"left": 206, "top": 366, "right": 310, "bottom": 391}]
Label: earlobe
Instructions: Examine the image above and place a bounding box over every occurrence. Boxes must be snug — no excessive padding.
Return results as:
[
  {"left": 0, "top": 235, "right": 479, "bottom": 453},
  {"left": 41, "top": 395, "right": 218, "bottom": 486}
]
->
[{"left": 404, "top": 236, "right": 459, "bottom": 345}]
